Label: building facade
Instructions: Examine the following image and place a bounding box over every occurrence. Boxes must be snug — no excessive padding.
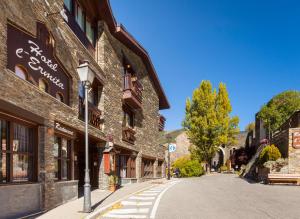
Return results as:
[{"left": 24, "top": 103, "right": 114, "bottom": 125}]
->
[{"left": 0, "top": 0, "right": 169, "bottom": 218}]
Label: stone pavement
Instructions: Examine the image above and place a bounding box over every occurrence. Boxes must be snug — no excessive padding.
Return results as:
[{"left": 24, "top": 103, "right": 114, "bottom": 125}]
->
[{"left": 37, "top": 179, "right": 167, "bottom": 219}]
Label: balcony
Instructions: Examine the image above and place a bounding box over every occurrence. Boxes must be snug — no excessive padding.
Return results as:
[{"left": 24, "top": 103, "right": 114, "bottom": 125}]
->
[
  {"left": 159, "top": 115, "right": 166, "bottom": 131},
  {"left": 122, "top": 126, "right": 136, "bottom": 144},
  {"left": 79, "top": 97, "right": 103, "bottom": 130},
  {"left": 123, "top": 74, "right": 142, "bottom": 109}
]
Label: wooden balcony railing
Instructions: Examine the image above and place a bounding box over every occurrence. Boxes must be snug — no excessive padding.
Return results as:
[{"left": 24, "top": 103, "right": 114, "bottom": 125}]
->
[
  {"left": 158, "top": 115, "right": 166, "bottom": 131},
  {"left": 122, "top": 126, "right": 136, "bottom": 144},
  {"left": 79, "top": 97, "right": 103, "bottom": 130},
  {"left": 123, "top": 74, "right": 142, "bottom": 109}
]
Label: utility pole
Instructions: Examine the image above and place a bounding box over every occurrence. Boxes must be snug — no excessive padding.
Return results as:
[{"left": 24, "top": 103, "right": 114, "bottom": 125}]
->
[{"left": 166, "top": 134, "right": 172, "bottom": 180}]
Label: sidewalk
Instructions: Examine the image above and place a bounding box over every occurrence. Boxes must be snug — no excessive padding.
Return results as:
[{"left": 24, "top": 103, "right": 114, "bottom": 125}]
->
[{"left": 38, "top": 179, "right": 167, "bottom": 219}]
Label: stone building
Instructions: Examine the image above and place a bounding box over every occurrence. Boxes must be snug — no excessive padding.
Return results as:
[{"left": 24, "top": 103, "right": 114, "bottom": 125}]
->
[
  {"left": 271, "top": 110, "right": 300, "bottom": 173},
  {"left": 0, "top": 0, "right": 169, "bottom": 218}
]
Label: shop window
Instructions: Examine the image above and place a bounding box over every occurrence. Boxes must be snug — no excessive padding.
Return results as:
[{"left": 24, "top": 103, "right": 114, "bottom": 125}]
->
[
  {"left": 53, "top": 136, "right": 71, "bottom": 180},
  {"left": 56, "top": 92, "right": 64, "bottom": 103},
  {"left": 123, "top": 107, "right": 135, "bottom": 128},
  {"left": 15, "top": 65, "right": 28, "bottom": 80},
  {"left": 0, "top": 118, "right": 36, "bottom": 183},
  {"left": 38, "top": 78, "right": 49, "bottom": 93}
]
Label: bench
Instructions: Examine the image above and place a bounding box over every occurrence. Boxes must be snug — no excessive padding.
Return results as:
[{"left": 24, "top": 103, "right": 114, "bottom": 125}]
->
[{"left": 267, "top": 174, "right": 300, "bottom": 185}]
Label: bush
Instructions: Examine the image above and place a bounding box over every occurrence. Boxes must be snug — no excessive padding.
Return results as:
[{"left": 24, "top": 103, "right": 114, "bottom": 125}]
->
[
  {"left": 172, "top": 156, "right": 204, "bottom": 177},
  {"left": 258, "top": 144, "right": 281, "bottom": 165},
  {"left": 220, "top": 165, "right": 228, "bottom": 172}
]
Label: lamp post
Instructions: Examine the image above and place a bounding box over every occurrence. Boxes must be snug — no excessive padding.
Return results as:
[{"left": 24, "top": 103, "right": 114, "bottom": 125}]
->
[
  {"left": 166, "top": 135, "right": 172, "bottom": 180},
  {"left": 77, "top": 60, "right": 95, "bottom": 213}
]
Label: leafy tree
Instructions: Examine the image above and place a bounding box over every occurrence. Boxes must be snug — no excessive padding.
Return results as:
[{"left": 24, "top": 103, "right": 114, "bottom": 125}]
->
[
  {"left": 258, "top": 90, "right": 300, "bottom": 132},
  {"left": 245, "top": 122, "right": 255, "bottom": 132},
  {"left": 183, "top": 80, "right": 239, "bottom": 170}
]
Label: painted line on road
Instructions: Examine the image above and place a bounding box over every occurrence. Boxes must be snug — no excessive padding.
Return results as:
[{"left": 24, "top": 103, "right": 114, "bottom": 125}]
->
[
  {"left": 103, "top": 213, "right": 147, "bottom": 218},
  {"left": 149, "top": 181, "right": 181, "bottom": 219},
  {"left": 105, "top": 208, "right": 149, "bottom": 214},
  {"left": 121, "top": 201, "right": 153, "bottom": 206},
  {"left": 85, "top": 184, "right": 156, "bottom": 219},
  {"left": 129, "top": 196, "right": 155, "bottom": 200}
]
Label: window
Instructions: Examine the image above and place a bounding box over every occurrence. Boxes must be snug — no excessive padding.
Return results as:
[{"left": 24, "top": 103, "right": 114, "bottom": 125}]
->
[
  {"left": 53, "top": 136, "right": 71, "bottom": 180},
  {"left": 123, "top": 107, "right": 134, "bottom": 128},
  {"left": 86, "top": 18, "right": 95, "bottom": 44},
  {"left": 15, "top": 65, "right": 27, "bottom": 80},
  {"left": 79, "top": 81, "right": 100, "bottom": 106},
  {"left": 64, "top": 0, "right": 72, "bottom": 11},
  {"left": 56, "top": 93, "right": 64, "bottom": 103},
  {"left": 39, "top": 78, "right": 49, "bottom": 93},
  {"left": 75, "top": 1, "right": 84, "bottom": 31},
  {"left": 0, "top": 118, "right": 36, "bottom": 183}
]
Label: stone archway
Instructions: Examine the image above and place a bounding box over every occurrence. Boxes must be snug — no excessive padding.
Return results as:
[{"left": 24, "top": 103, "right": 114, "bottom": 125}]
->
[{"left": 211, "top": 147, "right": 225, "bottom": 171}]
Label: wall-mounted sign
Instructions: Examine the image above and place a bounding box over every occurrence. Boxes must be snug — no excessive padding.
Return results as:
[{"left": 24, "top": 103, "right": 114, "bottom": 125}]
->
[
  {"left": 292, "top": 132, "right": 300, "bottom": 149},
  {"left": 7, "top": 21, "right": 70, "bottom": 104},
  {"left": 54, "top": 122, "right": 74, "bottom": 137}
]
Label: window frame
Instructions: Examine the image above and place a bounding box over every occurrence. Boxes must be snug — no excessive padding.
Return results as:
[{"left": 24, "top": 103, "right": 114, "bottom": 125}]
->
[
  {"left": 53, "top": 134, "right": 72, "bottom": 181},
  {"left": 0, "top": 115, "right": 37, "bottom": 184},
  {"left": 123, "top": 106, "right": 135, "bottom": 129}
]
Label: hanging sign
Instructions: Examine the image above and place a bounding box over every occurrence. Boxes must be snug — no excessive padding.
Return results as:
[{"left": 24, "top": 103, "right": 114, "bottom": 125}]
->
[{"left": 293, "top": 132, "right": 300, "bottom": 149}]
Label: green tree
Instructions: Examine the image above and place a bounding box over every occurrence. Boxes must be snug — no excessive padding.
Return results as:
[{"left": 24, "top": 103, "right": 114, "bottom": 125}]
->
[
  {"left": 183, "top": 81, "right": 239, "bottom": 170},
  {"left": 258, "top": 90, "right": 300, "bottom": 132},
  {"left": 245, "top": 122, "right": 255, "bottom": 132}
]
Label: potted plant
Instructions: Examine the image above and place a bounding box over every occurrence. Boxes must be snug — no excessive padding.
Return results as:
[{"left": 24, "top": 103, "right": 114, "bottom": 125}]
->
[{"left": 109, "top": 174, "right": 118, "bottom": 192}]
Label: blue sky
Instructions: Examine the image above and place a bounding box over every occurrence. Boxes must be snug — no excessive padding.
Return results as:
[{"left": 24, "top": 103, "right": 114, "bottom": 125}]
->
[{"left": 110, "top": 0, "right": 300, "bottom": 131}]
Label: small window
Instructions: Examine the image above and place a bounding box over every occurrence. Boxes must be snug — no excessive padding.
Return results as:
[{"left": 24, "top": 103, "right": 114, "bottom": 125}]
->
[
  {"left": 56, "top": 93, "right": 64, "bottom": 103},
  {"left": 86, "top": 19, "right": 95, "bottom": 44},
  {"left": 123, "top": 107, "right": 135, "bottom": 128},
  {"left": 38, "top": 78, "right": 49, "bottom": 93},
  {"left": 64, "top": 0, "right": 72, "bottom": 11},
  {"left": 75, "top": 2, "right": 84, "bottom": 31},
  {"left": 15, "top": 65, "right": 27, "bottom": 80}
]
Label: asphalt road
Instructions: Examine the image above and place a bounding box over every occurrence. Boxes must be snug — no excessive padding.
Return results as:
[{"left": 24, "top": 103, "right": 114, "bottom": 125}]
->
[{"left": 156, "top": 174, "right": 300, "bottom": 219}]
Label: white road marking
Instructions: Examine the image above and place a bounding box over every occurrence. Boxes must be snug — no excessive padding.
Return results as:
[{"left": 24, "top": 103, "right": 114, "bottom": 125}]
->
[
  {"left": 129, "top": 196, "right": 155, "bottom": 200},
  {"left": 138, "top": 193, "right": 158, "bottom": 196},
  {"left": 150, "top": 181, "right": 180, "bottom": 218},
  {"left": 121, "top": 201, "right": 153, "bottom": 206},
  {"left": 105, "top": 208, "right": 149, "bottom": 214},
  {"left": 103, "top": 214, "right": 147, "bottom": 218}
]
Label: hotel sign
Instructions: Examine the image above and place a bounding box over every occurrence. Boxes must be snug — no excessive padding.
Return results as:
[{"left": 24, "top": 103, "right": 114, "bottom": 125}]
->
[
  {"left": 7, "top": 21, "right": 70, "bottom": 104},
  {"left": 292, "top": 132, "right": 300, "bottom": 149}
]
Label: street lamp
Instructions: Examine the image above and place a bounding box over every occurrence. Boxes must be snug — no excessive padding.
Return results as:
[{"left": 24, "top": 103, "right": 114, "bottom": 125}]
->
[{"left": 77, "top": 60, "right": 95, "bottom": 213}]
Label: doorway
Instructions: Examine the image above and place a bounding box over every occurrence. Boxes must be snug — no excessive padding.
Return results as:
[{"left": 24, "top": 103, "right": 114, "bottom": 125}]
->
[{"left": 75, "top": 134, "right": 100, "bottom": 196}]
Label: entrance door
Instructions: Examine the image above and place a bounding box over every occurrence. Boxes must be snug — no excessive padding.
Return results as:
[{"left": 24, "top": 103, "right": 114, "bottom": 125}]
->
[{"left": 75, "top": 136, "right": 100, "bottom": 190}]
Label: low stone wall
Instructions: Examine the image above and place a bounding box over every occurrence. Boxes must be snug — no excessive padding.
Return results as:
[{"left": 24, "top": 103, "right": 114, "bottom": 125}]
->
[
  {"left": 52, "top": 180, "right": 78, "bottom": 207},
  {"left": 0, "top": 183, "right": 42, "bottom": 219}
]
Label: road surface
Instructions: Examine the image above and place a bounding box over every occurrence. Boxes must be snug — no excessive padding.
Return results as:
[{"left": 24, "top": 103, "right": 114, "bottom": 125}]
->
[{"left": 100, "top": 174, "right": 300, "bottom": 219}]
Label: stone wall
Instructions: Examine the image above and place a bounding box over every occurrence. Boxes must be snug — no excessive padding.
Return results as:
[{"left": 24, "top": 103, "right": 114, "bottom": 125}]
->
[
  {"left": 96, "top": 21, "right": 164, "bottom": 159},
  {"left": 288, "top": 128, "right": 300, "bottom": 174},
  {"left": 0, "top": 183, "right": 42, "bottom": 219}
]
